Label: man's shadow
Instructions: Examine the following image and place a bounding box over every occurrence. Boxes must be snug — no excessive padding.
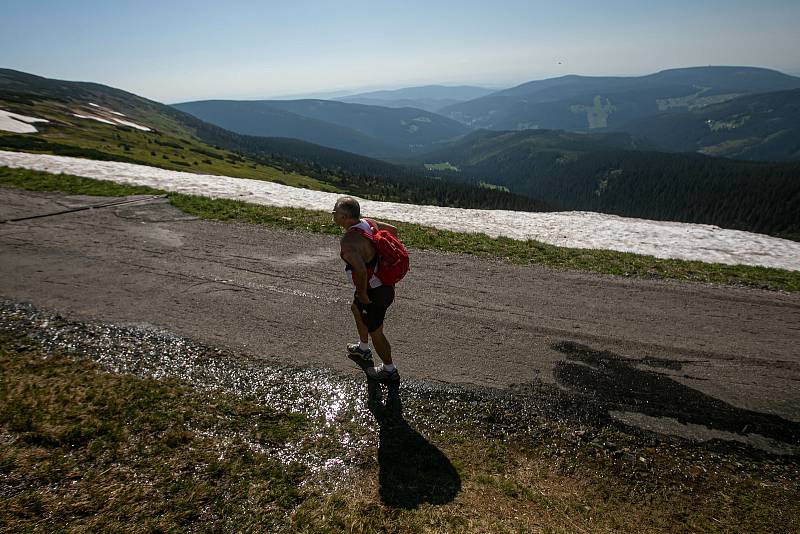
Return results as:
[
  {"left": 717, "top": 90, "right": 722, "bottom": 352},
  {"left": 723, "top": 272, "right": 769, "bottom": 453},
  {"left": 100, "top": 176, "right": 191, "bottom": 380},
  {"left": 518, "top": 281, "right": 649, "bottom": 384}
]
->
[
  {"left": 552, "top": 341, "right": 800, "bottom": 446},
  {"left": 350, "top": 356, "right": 461, "bottom": 508},
  {"left": 367, "top": 380, "right": 461, "bottom": 508}
]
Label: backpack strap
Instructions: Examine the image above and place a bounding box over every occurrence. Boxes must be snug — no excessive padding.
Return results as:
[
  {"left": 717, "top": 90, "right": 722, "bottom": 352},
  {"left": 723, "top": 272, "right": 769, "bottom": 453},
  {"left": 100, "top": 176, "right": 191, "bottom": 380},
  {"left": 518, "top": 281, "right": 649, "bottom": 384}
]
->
[
  {"left": 363, "top": 218, "right": 379, "bottom": 233},
  {"left": 346, "top": 219, "right": 378, "bottom": 242}
]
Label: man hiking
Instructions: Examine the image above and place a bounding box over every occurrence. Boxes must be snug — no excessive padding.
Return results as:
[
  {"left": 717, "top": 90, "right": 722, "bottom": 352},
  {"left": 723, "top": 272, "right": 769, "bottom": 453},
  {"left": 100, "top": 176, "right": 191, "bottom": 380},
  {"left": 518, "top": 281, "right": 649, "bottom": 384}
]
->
[{"left": 332, "top": 196, "right": 400, "bottom": 381}]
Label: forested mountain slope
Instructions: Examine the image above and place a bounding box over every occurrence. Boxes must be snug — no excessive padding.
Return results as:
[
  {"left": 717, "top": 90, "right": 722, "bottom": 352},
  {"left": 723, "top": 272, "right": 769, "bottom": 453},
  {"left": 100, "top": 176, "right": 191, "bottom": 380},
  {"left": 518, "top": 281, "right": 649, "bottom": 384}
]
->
[
  {"left": 417, "top": 129, "right": 800, "bottom": 239},
  {"left": 621, "top": 89, "right": 800, "bottom": 161}
]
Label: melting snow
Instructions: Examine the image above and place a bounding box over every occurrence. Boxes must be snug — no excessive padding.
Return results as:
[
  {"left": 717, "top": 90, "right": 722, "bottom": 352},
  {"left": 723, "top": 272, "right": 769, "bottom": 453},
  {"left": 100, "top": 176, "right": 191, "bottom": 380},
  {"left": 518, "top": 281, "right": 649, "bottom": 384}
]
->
[
  {"left": 82, "top": 103, "right": 146, "bottom": 130},
  {"left": 111, "top": 118, "right": 150, "bottom": 131},
  {"left": 73, "top": 113, "right": 116, "bottom": 125},
  {"left": 0, "top": 149, "right": 798, "bottom": 272},
  {"left": 0, "top": 109, "right": 50, "bottom": 133}
]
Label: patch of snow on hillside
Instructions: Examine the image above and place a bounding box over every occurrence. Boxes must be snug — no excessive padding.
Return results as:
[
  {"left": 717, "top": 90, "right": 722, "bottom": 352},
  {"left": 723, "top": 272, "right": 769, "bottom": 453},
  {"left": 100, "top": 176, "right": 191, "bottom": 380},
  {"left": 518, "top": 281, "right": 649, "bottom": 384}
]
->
[
  {"left": 111, "top": 118, "right": 150, "bottom": 131},
  {"left": 0, "top": 149, "right": 798, "bottom": 272},
  {"left": 0, "top": 109, "right": 50, "bottom": 133},
  {"left": 85, "top": 103, "right": 140, "bottom": 127},
  {"left": 73, "top": 113, "right": 116, "bottom": 125}
]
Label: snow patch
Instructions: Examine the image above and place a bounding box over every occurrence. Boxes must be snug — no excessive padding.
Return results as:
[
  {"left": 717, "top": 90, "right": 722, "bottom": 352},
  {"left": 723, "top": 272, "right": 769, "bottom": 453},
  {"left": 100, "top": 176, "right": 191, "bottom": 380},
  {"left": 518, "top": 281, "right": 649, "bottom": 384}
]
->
[
  {"left": 73, "top": 113, "right": 116, "bottom": 125},
  {"left": 110, "top": 118, "right": 150, "bottom": 131},
  {"left": 84, "top": 103, "right": 141, "bottom": 128},
  {"left": 0, "top": 109, "right": 50, "bottom": 133},
  {"left": 0, "top": 149, "right": 798, "bottom": 272}
]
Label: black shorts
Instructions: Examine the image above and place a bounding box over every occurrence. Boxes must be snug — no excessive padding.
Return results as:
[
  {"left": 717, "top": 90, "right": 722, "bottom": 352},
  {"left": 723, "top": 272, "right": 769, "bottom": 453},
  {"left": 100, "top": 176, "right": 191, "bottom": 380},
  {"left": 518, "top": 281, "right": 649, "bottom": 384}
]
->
[{"left": 354, "top": 285, "right": 395, "bottom": 333}]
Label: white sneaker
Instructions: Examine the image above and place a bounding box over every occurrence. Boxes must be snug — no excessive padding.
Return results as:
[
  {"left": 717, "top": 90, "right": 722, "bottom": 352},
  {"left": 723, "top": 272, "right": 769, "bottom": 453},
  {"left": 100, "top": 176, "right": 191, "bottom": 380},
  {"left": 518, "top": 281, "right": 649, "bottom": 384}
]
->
[{"left": 347, "top": 343, "right": 373, "bottom": 362}]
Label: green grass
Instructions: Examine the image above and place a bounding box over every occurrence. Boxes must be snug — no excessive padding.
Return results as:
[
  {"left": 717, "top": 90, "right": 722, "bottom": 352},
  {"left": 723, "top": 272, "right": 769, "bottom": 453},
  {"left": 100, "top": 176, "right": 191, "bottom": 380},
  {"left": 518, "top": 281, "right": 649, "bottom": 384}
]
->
[
  {"left": 0, "top": 166, "right": 163, "bottom": 197},
  {"left": 2, "top": 166, "right": 798, "bottom": 292},
  {"left": 0, "top": 98, "right": 340, "bottom": 192}
]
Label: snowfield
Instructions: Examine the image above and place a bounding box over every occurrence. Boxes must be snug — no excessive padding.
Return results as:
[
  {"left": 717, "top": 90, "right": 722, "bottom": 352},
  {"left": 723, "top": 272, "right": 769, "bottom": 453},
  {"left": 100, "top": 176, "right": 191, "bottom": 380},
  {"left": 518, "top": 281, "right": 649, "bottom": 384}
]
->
[
  {"left": 1, "top": 149, "right": 798, "bottom": 272},
  {"left": 0, "top": 109, "right": 50, "bottom": 133}
]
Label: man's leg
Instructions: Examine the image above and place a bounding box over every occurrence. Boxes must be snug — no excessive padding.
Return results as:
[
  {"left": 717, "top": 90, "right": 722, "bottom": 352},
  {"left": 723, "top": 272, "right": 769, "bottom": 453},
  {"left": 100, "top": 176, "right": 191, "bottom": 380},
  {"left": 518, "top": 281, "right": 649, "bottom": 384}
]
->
[
  {"left": 351, "top": 301, "right": 369, "bottom": 343},
  {"left": 369, "top": 325, "right": 392, "bottom": 365}
]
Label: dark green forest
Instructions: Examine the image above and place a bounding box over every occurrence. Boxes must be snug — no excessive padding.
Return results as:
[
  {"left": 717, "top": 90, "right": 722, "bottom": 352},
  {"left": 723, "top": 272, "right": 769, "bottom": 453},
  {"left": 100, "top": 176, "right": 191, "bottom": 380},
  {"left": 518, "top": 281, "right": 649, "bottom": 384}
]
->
[{"left": 435, "top": 149, "right": 800, "bottom": 240}]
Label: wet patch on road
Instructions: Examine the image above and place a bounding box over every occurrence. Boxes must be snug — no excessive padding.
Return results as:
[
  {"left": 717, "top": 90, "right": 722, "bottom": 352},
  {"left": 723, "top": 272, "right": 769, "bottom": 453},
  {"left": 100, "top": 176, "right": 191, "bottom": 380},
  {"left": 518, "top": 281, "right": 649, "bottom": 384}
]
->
[{"left": 552, "top": 340, "right": 800, "bottom": 455}]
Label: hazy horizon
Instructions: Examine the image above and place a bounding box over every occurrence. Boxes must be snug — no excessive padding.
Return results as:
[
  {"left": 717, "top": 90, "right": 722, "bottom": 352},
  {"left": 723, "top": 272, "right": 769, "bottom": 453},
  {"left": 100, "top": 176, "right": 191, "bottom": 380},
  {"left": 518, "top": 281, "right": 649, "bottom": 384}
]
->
[{"left": 3, "top": 0, "right": 799, "bottom": 103}]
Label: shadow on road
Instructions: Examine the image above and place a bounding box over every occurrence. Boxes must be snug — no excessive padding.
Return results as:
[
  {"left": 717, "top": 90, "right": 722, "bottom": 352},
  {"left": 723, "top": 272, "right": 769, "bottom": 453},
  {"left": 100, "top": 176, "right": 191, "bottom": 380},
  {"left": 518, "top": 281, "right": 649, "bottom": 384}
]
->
[
  {"left": 366, "top": 379, "right": 461, "bottom": 509},
  {"left": 552, "top": 340, "right": 800, "bottom": 446}
]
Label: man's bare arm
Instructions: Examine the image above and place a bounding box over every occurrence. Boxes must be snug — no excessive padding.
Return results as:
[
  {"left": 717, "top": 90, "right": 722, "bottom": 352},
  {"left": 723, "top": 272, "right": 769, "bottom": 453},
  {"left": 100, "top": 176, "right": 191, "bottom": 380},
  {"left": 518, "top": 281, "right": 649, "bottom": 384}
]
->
[{"left": 374, "top": 220, "right": 398, "bottom": 236}]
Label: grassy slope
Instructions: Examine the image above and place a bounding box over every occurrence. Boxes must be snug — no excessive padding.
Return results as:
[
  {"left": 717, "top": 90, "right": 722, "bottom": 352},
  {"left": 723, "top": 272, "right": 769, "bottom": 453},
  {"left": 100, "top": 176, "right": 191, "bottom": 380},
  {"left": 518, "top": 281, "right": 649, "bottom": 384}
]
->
[
  {"left": 0, "top": 97, "right": 339, "bottom": 192},
  {"left": 2, "top": 166, "right": 797, "bottom": 292}
]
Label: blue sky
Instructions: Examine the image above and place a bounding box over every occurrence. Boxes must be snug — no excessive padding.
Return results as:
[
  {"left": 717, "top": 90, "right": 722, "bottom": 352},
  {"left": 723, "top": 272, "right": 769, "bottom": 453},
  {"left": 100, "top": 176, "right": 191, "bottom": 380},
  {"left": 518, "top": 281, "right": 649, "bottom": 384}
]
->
[{"left": 2, "top": 0, "right": 799, "bottom": 103}]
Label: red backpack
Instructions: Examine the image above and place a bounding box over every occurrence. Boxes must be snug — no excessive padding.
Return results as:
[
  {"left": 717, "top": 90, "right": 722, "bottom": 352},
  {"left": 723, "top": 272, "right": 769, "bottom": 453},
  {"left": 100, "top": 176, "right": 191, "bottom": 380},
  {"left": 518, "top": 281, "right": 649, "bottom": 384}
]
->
[{"left": 349, "top": 218, "right": 409, "bottom": 286}]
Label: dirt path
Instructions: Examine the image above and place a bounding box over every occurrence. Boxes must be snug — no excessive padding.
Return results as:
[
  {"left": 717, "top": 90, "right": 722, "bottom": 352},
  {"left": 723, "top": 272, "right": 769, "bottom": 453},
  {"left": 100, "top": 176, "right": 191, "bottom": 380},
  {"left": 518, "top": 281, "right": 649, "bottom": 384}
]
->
[{"left": 2, "top": 188, "right": 799, "bottom": 452}]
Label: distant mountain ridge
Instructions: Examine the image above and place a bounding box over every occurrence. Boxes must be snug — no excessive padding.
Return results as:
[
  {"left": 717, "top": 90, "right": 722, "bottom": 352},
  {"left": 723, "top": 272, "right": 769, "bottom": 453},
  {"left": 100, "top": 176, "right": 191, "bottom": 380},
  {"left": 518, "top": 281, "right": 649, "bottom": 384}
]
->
[
  {"left": 174, "top": 98, "right": 472, "bottom": 158},
  {"left": 442, "top": 66, "right": 800, "bottom": 134},
  {"left": 174, "top": 68, "right": 800, "bottom": 162},
  {"left": 342, "top": 85, "right": 495, "bottom": 100},
  {"left": 172, "top": 99, "right": 396, "bottom": 157},
  {"left": 335, "top": 85, "right": 495, "bottom": 112}
]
